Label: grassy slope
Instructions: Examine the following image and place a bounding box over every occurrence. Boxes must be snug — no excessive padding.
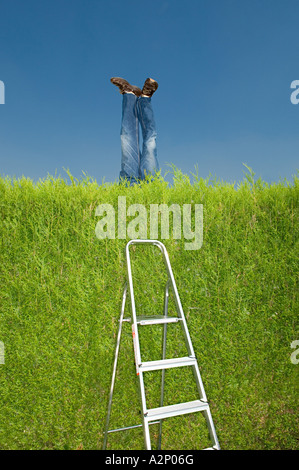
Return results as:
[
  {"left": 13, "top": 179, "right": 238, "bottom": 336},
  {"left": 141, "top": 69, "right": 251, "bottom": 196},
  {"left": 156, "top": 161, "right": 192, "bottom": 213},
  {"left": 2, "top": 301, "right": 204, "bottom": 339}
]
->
[{"left": 0, "top": 169, "right": 298, "bottom": 450}]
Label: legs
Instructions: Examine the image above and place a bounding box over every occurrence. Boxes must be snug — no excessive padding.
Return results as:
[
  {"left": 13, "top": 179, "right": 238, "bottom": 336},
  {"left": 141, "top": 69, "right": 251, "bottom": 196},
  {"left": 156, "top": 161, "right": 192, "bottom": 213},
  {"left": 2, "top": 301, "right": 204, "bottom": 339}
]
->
[
  {"left": 137, "top": 96, "right": 159, "bottom": 180},
  {"left": 119, "top": 93, "right": 140, "bottom": 185},
  {"left": 112, "top": 77, "right": 159, "bottom": 184}
]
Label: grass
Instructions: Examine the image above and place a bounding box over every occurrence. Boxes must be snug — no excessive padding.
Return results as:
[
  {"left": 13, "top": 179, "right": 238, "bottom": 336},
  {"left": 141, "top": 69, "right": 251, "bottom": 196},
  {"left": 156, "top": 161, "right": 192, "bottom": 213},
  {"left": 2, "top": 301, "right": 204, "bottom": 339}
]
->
[{"left": 0, "top": 166, "right": 298, "bottom": 450}]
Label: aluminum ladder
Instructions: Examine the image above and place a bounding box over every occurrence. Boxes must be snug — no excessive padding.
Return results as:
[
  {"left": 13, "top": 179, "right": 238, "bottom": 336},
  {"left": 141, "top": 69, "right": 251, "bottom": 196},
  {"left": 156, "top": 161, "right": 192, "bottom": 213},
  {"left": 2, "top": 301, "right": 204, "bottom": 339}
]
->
[{"left": 102, "top": 240, "right": 220, "bottom": 450}]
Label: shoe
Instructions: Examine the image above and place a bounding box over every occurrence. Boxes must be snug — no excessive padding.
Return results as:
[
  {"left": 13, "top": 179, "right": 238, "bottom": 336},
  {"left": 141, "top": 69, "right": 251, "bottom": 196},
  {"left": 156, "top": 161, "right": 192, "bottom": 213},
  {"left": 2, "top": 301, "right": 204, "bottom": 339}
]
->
[
  {"left": 110, "top": 77, "right": 142, "bottom": 97},
  {"left": 141, "top": 78, "right": 158, "bottom": 97}
]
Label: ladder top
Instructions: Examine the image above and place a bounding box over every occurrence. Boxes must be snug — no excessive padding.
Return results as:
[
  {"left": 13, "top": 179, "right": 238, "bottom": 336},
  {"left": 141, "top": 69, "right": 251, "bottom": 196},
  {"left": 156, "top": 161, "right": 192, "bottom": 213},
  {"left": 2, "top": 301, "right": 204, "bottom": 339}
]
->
[{"left": 126, "top": 239, "right": 167, "bottom": 254}]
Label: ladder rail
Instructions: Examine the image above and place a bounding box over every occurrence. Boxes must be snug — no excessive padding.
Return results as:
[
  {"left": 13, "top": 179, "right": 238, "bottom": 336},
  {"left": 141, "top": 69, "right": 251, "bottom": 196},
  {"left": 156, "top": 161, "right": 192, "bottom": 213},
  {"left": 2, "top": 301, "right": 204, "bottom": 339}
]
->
[
  {"left": 102, "top": 283, "right": 128, "bottom": 450},
  {"left": 158, "top": 278, "right": 170, "bottom": 449},
  {"left": 126, "top": 240, "right": 207, "bottom": 402},
  {"left": 125, "top": 241, "right": 151, "bottom": 448},
  {"left": 126, "top": 240, "right": 195, "bottom": 357}
]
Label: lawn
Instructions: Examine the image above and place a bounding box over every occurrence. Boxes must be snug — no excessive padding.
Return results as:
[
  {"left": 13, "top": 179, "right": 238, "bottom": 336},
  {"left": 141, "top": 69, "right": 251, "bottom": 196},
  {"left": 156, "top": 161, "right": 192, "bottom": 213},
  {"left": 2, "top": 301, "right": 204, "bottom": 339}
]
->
[{"left": 0, "top": 167, "right": 298, "bottom": 449}]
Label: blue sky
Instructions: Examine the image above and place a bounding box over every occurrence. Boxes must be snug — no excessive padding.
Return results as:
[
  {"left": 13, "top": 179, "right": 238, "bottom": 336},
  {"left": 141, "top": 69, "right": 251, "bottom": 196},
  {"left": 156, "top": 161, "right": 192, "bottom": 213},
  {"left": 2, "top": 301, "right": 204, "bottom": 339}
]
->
[{"left": 0, "top": 0, "right": 298, "bottom": 184}]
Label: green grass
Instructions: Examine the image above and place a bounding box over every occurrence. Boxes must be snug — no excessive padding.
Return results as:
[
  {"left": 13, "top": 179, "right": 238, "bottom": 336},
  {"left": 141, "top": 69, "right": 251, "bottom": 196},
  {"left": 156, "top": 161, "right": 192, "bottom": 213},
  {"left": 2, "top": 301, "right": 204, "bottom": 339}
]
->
[{"left": 0, "top": 167, "right": 298, "bottom": 450}]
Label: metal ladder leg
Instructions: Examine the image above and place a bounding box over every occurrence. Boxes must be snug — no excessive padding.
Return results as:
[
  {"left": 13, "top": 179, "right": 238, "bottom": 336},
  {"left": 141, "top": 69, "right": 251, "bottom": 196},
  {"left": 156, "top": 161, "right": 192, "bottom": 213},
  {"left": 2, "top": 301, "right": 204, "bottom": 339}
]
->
[
  {"left": 158, "top": 279, "right": 170, "bottom": 449},
  {"left": 203, "top": 407, "right": 221, "bottom": 449},
  {"left": 102, "top": 284, "right": 128, "bottom": 450},
  {"left": 126, "top": 242, "right": 152, "bottom": 449}
]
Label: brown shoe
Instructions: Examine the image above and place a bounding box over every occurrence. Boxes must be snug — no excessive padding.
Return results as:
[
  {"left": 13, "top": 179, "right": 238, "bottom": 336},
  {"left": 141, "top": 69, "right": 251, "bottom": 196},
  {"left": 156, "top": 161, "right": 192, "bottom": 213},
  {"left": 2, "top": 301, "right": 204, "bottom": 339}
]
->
[
  {"left": 141, "top": 78, "right": 158, "bottom": 97},
  {"left": 110, "top": 77, "right": 142, "bottom": 97}
]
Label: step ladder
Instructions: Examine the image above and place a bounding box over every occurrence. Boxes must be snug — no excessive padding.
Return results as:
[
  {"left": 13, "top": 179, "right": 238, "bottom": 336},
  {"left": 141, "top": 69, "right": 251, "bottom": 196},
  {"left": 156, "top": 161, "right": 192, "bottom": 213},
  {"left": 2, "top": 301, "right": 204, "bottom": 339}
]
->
[{"left": 102, "top": 240, "right": 220, "bottom": 450}]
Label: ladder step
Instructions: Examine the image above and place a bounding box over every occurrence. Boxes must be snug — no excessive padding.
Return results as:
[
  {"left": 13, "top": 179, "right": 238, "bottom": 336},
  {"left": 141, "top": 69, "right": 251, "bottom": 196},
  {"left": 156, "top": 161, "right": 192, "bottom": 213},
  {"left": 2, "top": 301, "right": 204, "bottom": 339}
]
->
[
  {"left": 136, "top": 315, "right": 181, "bottom": 325},
  {"left": 139, "top": 356, "right": 196, "bottom": 372},
  {"left": 145, "top": 400, "right": 209, "bottom": 421}
]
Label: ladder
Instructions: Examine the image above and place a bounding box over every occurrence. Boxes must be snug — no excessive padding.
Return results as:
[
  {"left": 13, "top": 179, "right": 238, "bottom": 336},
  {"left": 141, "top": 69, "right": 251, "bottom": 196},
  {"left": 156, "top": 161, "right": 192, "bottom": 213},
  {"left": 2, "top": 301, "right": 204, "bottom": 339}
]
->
[{"left": 102, "top": 240, "right": 220, "bottom": 450}]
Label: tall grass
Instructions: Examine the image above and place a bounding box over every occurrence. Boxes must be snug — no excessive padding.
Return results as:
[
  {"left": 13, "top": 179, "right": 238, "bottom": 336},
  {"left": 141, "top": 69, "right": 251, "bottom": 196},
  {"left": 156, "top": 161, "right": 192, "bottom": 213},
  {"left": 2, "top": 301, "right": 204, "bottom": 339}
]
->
[{"left": 0, "top": 167, "right": 298, "bottom": 449}]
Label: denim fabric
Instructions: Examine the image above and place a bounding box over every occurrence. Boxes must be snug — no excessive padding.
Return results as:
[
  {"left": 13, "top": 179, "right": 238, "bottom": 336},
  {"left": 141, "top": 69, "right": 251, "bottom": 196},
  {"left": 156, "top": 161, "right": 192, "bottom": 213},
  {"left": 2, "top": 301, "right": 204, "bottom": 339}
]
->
[{"left": 119, "top": 93, "right": 159, "bottom": 185}]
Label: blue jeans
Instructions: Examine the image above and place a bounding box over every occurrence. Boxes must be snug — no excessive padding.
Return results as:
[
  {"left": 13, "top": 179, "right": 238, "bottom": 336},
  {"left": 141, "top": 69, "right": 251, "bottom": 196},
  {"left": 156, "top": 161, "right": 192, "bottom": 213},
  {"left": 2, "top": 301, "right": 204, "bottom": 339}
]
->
[{"left": 119, "top": 93, "right": 159, "bottom": 185}]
